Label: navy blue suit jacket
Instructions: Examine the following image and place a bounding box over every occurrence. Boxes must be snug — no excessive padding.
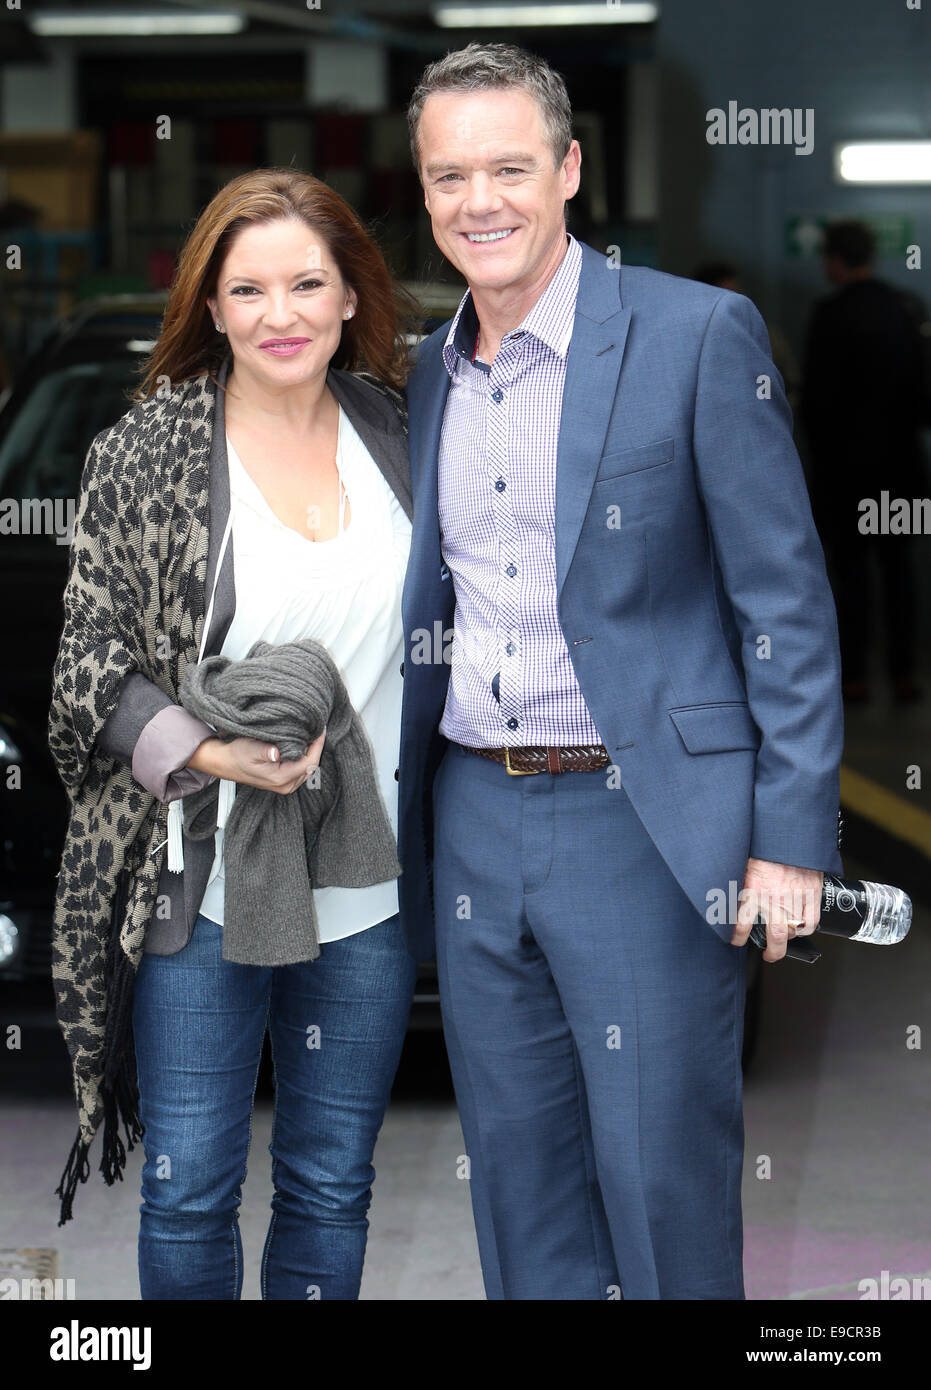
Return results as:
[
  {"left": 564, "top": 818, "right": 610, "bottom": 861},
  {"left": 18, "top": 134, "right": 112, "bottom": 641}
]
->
[{"left": 397, "top": 241, "right": 844, "bottom": 963}]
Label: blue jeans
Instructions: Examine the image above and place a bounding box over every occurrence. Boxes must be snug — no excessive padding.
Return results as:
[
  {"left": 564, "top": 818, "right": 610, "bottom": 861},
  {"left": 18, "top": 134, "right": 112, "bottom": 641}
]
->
[{"left": 132, "top": 911, "right": 416, "bottom": 1300}]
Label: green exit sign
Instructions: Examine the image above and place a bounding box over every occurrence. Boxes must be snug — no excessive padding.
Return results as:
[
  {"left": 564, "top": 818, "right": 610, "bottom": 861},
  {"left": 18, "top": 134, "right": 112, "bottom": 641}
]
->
[{"left": 785, "top": 213, "right": 916, "bottom": 258}]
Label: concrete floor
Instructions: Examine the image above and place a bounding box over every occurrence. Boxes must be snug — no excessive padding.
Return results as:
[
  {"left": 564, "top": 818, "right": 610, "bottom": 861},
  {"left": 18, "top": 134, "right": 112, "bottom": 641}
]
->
[{"left": 1, "top": 862, "right": 927, "bottom": 1301}]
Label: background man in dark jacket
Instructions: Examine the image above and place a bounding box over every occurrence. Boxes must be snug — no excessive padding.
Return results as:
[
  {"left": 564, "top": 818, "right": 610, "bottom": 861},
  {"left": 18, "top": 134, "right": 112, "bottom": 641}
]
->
[{"left": 801, "top": 220, "right": 928, "bottom": 704}]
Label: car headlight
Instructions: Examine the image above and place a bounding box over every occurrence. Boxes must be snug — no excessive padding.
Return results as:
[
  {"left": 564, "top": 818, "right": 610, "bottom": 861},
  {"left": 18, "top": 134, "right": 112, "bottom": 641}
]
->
[
  {"left": 0, "top": 914, "right": 20, "bottom": 965},
  {"left": 0, "top": 723, "right": 22, "bottom": 763}
]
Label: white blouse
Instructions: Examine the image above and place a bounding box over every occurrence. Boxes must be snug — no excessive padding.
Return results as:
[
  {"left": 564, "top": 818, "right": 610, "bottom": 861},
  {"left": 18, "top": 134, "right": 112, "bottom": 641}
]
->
[{"left": 198, "top": 404, "right": 412, "bottom": 942}]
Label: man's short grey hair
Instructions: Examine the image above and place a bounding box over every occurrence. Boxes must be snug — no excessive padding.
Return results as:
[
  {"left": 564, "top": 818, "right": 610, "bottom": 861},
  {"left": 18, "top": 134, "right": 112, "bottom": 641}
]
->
[{"left": 407, "top": 42, "right": 573, "bottom": 175}]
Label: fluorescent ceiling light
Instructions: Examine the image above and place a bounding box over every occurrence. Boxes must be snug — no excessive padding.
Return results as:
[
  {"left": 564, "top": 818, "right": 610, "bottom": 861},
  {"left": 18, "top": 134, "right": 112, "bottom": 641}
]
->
[
  {"left": 432, "top": 2, "right": 658, "bottom": 26},
  {"left": 835, "top": 141, "right": 931, "bottom": 184},
  {"left": 29, "top": 9, "right": 245, "bottom": 37}
]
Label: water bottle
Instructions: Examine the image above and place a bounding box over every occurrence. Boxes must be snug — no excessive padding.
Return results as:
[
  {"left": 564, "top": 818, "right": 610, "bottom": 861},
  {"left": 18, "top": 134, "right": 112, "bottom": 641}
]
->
[{"left": 749, "top": 874, "right": 912, "bottom": 962}]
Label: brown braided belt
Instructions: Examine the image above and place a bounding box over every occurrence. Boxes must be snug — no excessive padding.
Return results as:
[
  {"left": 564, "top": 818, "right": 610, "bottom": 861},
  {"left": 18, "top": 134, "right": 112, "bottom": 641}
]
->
[{"left": 461, "top": 743, "right": 611, "bottom": 776}]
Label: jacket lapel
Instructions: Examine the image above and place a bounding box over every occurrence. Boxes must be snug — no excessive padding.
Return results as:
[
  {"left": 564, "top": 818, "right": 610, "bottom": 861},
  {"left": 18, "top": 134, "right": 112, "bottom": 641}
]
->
[
  {"left": 326, "top": 368, "right": 413, "bottom": 522},
  {"left": 555, "top": 243, "right": 632, "bottom": 596},
  {"left": 202, "top": 356, "right": 236, "bottom": 657},
  {"left": 404, "top": 337, "right": 452, "bottom": 610}
]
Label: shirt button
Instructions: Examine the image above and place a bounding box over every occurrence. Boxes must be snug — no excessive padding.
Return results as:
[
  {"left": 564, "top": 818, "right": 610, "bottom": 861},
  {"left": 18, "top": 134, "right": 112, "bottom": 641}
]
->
[
  {"left": 506, "top": 718, "right": 519, "bottom": 730},
  {"left": 394, "top": 767, "right": 399, "bottom": 781},
  {"left": 491, "top": 388, "right": 504, "bottom": 403},
  {"left": 505, "top": 641, "right": 516, "bottom": 655},
  {"left": 494, "top": 479, "right": 506, "bottom": 492},
  {"left": 399, "top": 662, "right": 404, "bottom": 676},
  {"left": 505, "top": 563, "right": 517, "bottom": 577}
]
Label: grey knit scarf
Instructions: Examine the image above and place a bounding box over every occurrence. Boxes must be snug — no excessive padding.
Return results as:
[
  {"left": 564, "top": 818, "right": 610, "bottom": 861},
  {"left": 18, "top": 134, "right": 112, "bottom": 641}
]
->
[{"left": 179, "top": 637, "right": 401, "bottom": 965}]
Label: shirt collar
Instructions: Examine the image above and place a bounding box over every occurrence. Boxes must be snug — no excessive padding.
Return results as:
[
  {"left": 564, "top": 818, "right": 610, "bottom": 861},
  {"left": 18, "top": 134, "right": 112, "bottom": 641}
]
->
[{"left": 442, "top": 232, "right": 583, "bottom": 379}]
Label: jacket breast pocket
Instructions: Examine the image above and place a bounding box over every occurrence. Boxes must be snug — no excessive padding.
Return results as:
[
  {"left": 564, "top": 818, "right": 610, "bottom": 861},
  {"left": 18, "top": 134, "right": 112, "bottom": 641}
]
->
[
  {"left": 597, "top": 437, "right": 675, "bottom": 481},
  {"left": 668, "top": 701, "right": 761, "bottom": 754}
]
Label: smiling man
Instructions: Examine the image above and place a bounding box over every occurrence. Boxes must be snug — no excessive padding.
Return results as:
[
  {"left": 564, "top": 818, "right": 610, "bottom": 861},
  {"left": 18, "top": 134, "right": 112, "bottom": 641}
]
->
[{"left": 397, "top": 43, "right": 845, "bottom": 1300}]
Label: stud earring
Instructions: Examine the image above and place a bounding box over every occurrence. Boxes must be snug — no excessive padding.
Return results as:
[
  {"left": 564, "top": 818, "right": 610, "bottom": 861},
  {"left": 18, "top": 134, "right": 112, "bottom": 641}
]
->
[
  {"left": 215, "top": 322, "right": 224, "bottom": 332},
  {"left": 344, "top": 308, "right": 354, "bottom": 319}
]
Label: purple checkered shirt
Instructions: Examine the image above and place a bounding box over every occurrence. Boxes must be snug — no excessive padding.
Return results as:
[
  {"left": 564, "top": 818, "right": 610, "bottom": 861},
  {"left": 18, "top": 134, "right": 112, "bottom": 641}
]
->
[{"left": 436, "top": 234, "right": 604, "bottom": 750}]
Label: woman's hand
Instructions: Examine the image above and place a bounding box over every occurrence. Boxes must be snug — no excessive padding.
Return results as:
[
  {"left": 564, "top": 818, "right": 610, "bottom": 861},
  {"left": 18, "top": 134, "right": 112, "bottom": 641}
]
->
[{"left": 189, "top": 728, "right": 326, "bottom": 793}]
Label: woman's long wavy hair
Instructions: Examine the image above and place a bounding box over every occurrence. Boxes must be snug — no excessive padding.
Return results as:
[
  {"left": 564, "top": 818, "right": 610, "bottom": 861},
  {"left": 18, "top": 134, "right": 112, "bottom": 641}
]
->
[{"left": 135, "top": 167, "right": 413, "bottom": 398}]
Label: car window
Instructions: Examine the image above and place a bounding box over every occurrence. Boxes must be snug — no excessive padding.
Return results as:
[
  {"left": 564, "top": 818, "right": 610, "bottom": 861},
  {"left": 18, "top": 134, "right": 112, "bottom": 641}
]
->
[{"left": 0, "top": 360, "right": 140, "bottom": 499}]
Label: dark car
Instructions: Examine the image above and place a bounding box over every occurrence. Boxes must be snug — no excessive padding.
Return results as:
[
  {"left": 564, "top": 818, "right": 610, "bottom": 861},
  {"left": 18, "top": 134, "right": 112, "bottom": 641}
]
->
[{"left": 0, "top": 298, "right": 167, "bottom": 990}]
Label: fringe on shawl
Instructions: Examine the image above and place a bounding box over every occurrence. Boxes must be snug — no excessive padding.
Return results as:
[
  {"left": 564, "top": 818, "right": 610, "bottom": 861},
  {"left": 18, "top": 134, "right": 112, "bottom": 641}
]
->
[{"left": 55, "top": 865, "right": 146, "bottom": 1225}]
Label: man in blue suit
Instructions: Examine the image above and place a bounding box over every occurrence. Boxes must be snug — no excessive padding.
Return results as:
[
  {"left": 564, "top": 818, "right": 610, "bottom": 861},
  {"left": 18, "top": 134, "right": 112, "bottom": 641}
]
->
[{"left": 396, "top": 42, "right": 845, "bottom": 1300}]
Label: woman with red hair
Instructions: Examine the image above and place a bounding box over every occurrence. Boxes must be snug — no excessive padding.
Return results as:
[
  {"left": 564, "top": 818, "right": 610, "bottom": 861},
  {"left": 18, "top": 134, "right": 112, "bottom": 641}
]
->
[{"left": 49, "top": 169, "right": 417, "bottom": 1299}]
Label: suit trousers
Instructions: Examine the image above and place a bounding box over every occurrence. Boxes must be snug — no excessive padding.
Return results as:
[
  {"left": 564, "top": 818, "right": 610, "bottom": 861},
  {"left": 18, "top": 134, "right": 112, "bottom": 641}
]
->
[{"left": 431, "top": 739, "right": 748, "bottom": 1300}]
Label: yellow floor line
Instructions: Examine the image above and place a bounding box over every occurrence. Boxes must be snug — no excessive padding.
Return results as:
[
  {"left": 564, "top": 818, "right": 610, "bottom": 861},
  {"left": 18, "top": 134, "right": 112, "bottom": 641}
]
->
[{"left": 840, "top": 765, "right": 931, "bottom": 858}]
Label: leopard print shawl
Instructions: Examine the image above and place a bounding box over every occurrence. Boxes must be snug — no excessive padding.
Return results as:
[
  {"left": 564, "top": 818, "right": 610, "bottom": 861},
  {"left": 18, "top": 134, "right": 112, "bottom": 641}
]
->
[{"left": 48, "top": 368, "right": 218, "bottom": 1221}]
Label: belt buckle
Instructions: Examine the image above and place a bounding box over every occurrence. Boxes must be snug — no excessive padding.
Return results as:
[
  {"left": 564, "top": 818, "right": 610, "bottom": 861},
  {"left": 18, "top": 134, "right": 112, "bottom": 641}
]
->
[{"left": 505, "top": 746, "right": 539, "bottom": 776}]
